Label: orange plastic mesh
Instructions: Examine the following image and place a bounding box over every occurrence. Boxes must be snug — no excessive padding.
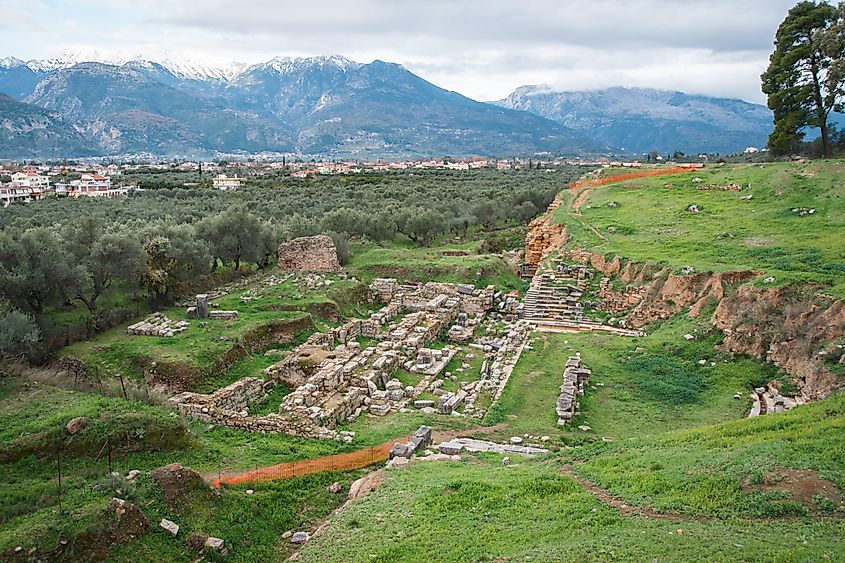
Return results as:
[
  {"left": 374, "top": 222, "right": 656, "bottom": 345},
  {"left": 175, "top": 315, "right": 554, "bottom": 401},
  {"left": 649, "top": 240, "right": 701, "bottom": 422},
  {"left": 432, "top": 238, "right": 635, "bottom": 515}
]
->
[
  {"left": 212, "top": 435, "right": 411, "bottom": 487},
  {"left": 569, "top": 167, "right": 694, "bottom": 190}
]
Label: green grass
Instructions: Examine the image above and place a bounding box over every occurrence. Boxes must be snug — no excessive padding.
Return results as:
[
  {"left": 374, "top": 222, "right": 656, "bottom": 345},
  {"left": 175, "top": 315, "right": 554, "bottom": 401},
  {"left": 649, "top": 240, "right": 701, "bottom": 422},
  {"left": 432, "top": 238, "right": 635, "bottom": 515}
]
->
[
  {"left": 0, "top": 378, "right": 363, "bottom": 557},
  {"left": 575, "top": 391, "right": 845, "bottom": 518},
  {"left": 488, "top": 313, "right": 780, "bottom": 443},
  {"left": 297, "top": 457, "right": 845, "bottom": 562},
  {"left": 554, "top": 161, "right": 845, "bottom": 295},
  {"left": 348, "top": 234, "right": 527, "bottom": 293},
  {"left": 60, "top": 275, "right": 364, "bottom": 389}
]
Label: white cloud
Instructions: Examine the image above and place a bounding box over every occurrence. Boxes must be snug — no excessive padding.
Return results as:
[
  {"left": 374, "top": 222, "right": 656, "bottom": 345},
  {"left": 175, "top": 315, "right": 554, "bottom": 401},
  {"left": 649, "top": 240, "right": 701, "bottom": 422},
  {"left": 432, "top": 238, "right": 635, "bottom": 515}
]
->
[{"left": 0, "top": 0, "right": 796, "bottom": 103}]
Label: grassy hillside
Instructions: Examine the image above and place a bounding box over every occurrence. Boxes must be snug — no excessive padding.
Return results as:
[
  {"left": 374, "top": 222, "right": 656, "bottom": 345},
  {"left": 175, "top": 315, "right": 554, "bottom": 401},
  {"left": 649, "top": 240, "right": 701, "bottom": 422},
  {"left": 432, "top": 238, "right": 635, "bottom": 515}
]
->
[
  {"left": 554, "top": 160, "right": 845, "bottom": 295},
  {"left": 347, "top": 232, "right": 527, "bottom": 293},
  {"left": 297, "top": 446, "right": 844, "bottom": 562},
  {"left": 575, "top": 391, "right": 845, "bottom": 518}
]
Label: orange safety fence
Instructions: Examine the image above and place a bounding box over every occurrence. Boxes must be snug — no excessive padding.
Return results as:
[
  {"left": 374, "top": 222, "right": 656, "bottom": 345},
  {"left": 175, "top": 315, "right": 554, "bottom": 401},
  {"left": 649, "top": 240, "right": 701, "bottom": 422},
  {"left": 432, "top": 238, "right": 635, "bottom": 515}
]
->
[
  {"left": 568, "top": 166, "right": 696, "bottom": 191},
  {"left": 212, "top": 434, "right": 411, "bottom": 487}
]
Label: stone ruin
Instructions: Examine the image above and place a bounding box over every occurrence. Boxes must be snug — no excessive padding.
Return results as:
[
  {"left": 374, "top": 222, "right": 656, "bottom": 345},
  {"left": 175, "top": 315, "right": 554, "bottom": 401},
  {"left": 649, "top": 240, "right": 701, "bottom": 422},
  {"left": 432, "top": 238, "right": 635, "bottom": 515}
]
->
[
  {"left": 749, "top": 382, "right": 802, "bottom": 418},
  {"left": 389, "top": 425, "right": 433, "bottom": 459},
  {"left": 169, "top": 278, "right": 507, "bottom": 440},
  {"left": 187, "top": 294, "right": 239, "bottom": 320},
  {"left": 127, "top": 313, "right": 189, "bottom": 337},
  {"left": 556, "top": 355, "right": 591, "bottom": 426},
  {"left": 277, "top": 235, "right": 342, "bottom": 273}
]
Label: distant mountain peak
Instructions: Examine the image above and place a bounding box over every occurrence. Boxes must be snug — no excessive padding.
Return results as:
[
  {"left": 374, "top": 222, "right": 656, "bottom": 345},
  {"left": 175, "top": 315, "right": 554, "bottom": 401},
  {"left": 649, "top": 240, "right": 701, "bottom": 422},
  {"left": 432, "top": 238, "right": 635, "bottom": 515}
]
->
[
  {"left": 0, "top": 57, "right": 26, "bottom": 69},
  {"left": 257, "top": 55, "right": 362, "bottom": 75}
]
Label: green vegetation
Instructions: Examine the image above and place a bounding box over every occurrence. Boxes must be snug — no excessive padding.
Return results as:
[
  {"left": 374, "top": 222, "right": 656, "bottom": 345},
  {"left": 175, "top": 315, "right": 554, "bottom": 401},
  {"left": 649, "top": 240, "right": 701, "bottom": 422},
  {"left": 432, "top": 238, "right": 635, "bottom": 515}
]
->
[
  {"left": 554, "top": 161, "right": 845, "bottom": 295},
  {"left": 0, "top": 167, "right": 580, "bottom": 360},
  {"left": 576, "top": 391, "right": 845, "bottom": 518},
  {"left": 490, "top": 314, "right": 780, "bottom": 443},
  {"left": 347, "top": 230, "right": 528, "bottom": 293},
  {"left": 761, "top": 1, "right": 844, "bottom": 157},
  {"left": 297, "top": 455, "right": 844, "bottom": 562}
]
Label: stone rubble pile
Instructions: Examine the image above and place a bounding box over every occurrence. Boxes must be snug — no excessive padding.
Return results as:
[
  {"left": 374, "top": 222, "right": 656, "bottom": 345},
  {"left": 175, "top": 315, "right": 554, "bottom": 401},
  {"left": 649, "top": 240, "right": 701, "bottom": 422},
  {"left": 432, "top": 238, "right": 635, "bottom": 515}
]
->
[
  {"left": 126, "top": 313, "right": 189, "bottom": 337},
  {"left": 556, "top": 355, "right": 591, "bottom": 426},
  {"left": 389, "top": 426, "right": 433, "bottom": 459},
  {"left": 277, "top": 235, "right": 343, "bottom": 273}
]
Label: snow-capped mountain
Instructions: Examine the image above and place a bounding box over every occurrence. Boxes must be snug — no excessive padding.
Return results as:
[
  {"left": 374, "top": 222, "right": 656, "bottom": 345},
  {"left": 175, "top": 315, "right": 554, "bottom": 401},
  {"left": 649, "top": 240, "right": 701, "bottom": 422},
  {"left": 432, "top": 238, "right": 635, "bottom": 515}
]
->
[
  {"left": 0, "top": 54, "right": 592, "bottom": 158},
  {"left": 495, "top": 85, "right": 774, "bottom": 154}
]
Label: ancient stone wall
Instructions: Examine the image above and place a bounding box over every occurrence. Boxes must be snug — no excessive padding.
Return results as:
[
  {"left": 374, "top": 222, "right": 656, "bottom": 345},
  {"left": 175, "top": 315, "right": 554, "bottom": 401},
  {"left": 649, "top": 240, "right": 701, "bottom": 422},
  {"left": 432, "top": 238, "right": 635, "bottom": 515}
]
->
[
  {"left": 524, "top": 197, "right": 566, "bottom": 267},
  {"left": 277, "top": 235, "right": 342, "bottom": 273}
]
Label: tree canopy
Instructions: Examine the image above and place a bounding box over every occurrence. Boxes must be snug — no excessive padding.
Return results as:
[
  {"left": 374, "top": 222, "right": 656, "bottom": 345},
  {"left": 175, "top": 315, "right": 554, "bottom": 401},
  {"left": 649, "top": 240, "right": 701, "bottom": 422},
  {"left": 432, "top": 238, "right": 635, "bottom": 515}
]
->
[{"left": 762, "top": 1, "right": 844, "bottom": 157}]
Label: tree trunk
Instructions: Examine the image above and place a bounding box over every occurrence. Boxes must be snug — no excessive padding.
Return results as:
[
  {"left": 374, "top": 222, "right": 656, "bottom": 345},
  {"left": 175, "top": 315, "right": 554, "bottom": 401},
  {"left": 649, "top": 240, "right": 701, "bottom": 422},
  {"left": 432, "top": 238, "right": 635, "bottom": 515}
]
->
[{"left": 810, "top": 57, "right": 833, "bottom": 158}]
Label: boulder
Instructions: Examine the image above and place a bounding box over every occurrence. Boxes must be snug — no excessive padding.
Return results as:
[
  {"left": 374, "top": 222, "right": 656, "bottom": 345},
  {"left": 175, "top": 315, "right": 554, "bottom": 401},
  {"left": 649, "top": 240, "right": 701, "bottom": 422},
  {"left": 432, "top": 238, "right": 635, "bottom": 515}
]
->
[
  {"left": 290, "top": 531, "right": 310, "bottom": 544},
  {"left": 66, "top": 416, "right": 88, "bottom": 435},
  {"left": 204, "top": 536, "right": 227, "bottom": 554}
]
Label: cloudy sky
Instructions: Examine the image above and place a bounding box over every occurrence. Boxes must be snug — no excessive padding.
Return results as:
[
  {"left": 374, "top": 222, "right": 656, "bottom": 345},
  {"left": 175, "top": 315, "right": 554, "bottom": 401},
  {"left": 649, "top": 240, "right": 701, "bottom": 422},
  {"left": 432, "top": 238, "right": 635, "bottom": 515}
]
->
[{"left": 0, "top": 0, "right": 798, "bottom": 103}]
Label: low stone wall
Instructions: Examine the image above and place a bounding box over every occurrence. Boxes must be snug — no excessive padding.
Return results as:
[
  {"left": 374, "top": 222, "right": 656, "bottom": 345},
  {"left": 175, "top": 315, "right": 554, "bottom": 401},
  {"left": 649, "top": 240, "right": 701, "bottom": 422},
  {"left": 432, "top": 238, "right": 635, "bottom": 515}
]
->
[{"left": 556, "top": 356, "right": 591, "bottom": 426}]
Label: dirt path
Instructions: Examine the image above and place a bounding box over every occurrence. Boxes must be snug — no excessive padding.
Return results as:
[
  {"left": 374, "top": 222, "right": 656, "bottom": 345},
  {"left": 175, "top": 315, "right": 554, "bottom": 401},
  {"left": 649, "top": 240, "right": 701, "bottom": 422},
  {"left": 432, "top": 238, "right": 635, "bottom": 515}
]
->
[
  {"left": 559, "top": 465, "right": 686, "bottom": 521},
  {"left": 558, "top": 464, "right": 839, "bottom": 522}
]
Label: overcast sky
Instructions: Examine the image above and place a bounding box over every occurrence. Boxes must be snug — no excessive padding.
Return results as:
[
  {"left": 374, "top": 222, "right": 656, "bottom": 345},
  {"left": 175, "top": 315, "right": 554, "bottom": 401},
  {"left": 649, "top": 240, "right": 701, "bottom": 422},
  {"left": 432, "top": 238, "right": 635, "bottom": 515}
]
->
[{"left": 0, "top": 0, "right": 799, "bottom": 103}]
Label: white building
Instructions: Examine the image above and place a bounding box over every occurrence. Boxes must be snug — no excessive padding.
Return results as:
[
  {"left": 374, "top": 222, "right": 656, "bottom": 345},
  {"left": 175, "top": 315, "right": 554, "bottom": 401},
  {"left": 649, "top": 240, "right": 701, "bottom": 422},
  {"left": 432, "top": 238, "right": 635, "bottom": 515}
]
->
[
  {"left": 213, "top": 174, "right": 242, "bottom": 190},
  {"left": 0, "top": 185, "right": 44, "bottom": 207},
  {"left": 10, "top": 171, "right": 50, "bottom": 189},
  {"left": 68, "top": 174, "right": 128, "bottom": 198}
]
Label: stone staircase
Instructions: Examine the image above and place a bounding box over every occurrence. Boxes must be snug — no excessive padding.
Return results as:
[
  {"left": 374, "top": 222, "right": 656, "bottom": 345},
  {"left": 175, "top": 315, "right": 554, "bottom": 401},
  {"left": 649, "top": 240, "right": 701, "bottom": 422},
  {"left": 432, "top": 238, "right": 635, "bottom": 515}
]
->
[
  {"left": 522, "top": 273, "right": 585, "bottom": 323},
  {"left": 521, "top": 270, "right": 644, "bottom": 337}
]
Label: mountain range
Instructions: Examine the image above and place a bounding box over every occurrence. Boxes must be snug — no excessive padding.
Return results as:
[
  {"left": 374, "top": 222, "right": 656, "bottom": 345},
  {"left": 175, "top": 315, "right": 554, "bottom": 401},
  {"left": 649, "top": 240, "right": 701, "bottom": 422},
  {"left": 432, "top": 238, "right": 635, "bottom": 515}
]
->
[
  {"left": 0, "top": 54, "right": 780, "bottom": 159},
  {"left": 494, "top": 85, "right": 776, "bottom": 155}
]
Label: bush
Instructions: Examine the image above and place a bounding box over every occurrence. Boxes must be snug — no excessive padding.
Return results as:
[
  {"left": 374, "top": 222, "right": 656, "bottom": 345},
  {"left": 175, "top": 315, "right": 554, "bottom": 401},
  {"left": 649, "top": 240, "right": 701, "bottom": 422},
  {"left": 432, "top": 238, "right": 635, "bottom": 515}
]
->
[{"left": 0, "top": 300, "right": 40, "bottom": 360}]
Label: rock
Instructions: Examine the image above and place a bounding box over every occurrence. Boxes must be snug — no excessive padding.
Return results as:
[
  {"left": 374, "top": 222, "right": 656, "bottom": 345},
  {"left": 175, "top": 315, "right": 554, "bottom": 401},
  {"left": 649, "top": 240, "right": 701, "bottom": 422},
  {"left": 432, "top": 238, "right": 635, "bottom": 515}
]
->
[
  {"left": 577, "top": 425, "right": 592, "bottom": 432},
  {"left": 540, "top": 436, "right": 550, "bottom": 442},
  {"left": 290, "top": 531, "right": 310, "bottom": 544},
  {"left": 683, "top": 334, "right": 695, "bottom": 341},
  {"left": 387, "top": 456, "right": 409, "bottom": 468},
  {"left": 66, "top": 416, "right": 88, "bottom": 434},
  {"left": 160, "top": 518, "right": 180, "bottom": 537},
  {"left": 204, "top": 536, "right": 227, "bottom": 554},
  {"left": 502, "top": 456, "right": 510, "bottom": 466},
  {"left": 245, "top": 489, "right": 254, "bottom": 495},
  {"left": 282, "top": 531, "right": 293, "bottom": 539},
  {"left": 733, "top": 392, "right": 742, "bottom": 399},
  {"left": 328, "top": 482, "right": 342, "bottom": 494},
  {"left": 438, "top": 442, "right": 463, "bottom": 455},
  {"left": 126, "top": 470, "right": 141, "bottom": 481},
  {"left": 509, "top": 436, "right": 523, "bottom": 445}
]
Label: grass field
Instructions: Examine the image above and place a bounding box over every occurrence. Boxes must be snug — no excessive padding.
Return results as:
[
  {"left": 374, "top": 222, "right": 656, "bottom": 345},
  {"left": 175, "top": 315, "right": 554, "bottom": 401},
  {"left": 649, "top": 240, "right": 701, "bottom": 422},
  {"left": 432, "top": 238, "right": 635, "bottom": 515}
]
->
[
  {"left": 2, "top": 161, "right": 843, "bottom": 560},
  {"left": 348, "top": 232, "right": 527, "bottom": 293},
  {"left": 60, "top": 275, "right": 366, "bottom": 391},
  {"left": 554, "top": 160, "right": 845, "bottom": 295},
  {"left": 486, "top": 313, "right": 779, "bottom": 444},
  {"left": 297, "top": 454, "right": 844, "bottom": 562}
]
